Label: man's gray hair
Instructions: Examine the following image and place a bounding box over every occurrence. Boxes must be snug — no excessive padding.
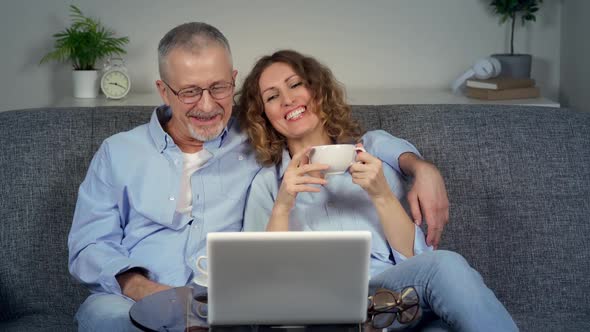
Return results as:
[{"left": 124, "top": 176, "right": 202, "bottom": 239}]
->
[{"left": 158, "top": 22, "right": 232, "bottom": 81}]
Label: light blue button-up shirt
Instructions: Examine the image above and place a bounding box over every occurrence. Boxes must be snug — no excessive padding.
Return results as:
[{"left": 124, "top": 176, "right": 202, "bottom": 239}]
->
[
  {"left": 68, "top": 108, "right": 425, "bottom": 295},
  {"left": 243, "top": 130, "right": 433, "bottom": 277},
  {"left": 68, "top": 106, "right": 260, "bottom": 295}
]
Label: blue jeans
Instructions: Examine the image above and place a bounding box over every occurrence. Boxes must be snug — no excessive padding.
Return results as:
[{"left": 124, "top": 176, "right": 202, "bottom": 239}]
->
[
  {"left": 75, "top": 293, "right": 140, "bottom": 332},
  {"left": 369, "top": 250, "right": 518, "bottom": 332}
]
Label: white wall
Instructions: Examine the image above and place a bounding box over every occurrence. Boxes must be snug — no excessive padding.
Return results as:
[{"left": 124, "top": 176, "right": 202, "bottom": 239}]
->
[
  {"left": 0, "top": 0, "right": 561, "bottom": 112},
  {"left": 560, "top": 0, "right": 590, "bottom": 112}
]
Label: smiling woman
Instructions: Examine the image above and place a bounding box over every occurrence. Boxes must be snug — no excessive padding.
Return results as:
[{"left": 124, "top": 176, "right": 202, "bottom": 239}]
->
[
  {"left": 238, "top": 50, "right": 361, "bottom": 167},
  {"left": 258, "top": 62, "right": 327, "bottom": 146},
  {"left": 237, "top": 49, "right": 518, "bottom": 331}
]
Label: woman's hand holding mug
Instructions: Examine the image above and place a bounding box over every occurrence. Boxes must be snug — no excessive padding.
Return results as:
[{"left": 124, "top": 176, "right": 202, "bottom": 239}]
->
[
  {"left": 274, "top": 147, "right": 329, "bottom": 215},
  {"left": 349, "top": 143, "right": 392, "bottom": 199}
]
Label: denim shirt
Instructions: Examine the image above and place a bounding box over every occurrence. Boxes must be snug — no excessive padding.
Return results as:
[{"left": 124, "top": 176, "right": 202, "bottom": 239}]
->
[
  {"left": 68, "top": 106, "right": 260, "bottom": 295},
  {"left": 243, "top": 130, "right": 433, "bottom": 277}
]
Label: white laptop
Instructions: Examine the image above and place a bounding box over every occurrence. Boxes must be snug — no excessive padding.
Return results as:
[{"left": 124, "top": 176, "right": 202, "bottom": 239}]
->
[{"left": 204, "top": 231, "right": 371, "bottom": 326}]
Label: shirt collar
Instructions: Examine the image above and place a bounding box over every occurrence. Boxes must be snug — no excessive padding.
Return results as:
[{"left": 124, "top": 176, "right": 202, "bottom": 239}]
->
[
  {"left": 277, "top": 149, "right": 292, "bottom": 180},
  {"left": 149, "top": 105, "right": 230, "bottom": 153}
]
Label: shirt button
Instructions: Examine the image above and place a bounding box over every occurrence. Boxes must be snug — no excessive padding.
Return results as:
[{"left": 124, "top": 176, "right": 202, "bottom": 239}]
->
[
  {"left": 238, "top": 155, "right": 244, "bottom": 161},
  {"left": 169, "top": 196, "right": 175, "bottom": 201},
  {"left": 174, "top": 159, "right": 179, "bottom": 165}
]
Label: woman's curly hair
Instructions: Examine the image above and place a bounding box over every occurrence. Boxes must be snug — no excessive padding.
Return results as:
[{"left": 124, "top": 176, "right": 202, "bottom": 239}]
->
[{"left": 236, "top": 50, "right": 364, "bottom": 167}]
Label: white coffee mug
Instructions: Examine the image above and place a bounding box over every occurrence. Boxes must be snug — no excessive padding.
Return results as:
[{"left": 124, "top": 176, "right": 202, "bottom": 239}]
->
[
  {"left": 309, "top": 144, "right": 365, "bottom": 175},
  {"left": 193, "top": 255, "right": 208, "bottom": 287}
]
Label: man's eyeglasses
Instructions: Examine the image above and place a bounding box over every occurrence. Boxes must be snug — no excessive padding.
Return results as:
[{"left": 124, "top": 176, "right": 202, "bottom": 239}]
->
[
  {"left": 366, "top": 287, "right": 421, "bottom": 329},
  {"left": 162, "top": 80, "right": 234, "bottom": 104}
]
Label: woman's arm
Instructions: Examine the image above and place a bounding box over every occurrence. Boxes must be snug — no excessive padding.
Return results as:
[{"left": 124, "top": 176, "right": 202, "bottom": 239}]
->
[
  {"left": 365, "top": 130, "right": 449, "bottom": 248},
  {"left": 349, "top": 145, "right": 416, "bottom": 258},
  {"left": 267, "top": 203, "right": 291, "bottom": 231},
  {"left": 370, "top": 191, "right": 416, "bottom": 258}
]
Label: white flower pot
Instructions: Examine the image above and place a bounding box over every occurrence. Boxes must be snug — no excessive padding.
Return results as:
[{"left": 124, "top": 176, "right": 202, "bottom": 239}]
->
[{"left": 72, "top": 70, "right": 99, "bottom": 98}]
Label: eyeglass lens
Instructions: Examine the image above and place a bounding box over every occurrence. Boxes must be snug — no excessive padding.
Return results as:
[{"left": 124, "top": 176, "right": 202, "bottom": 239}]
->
[
  {"left": 398, "top": 304, "right": 419, "bottom": 324},
  {"left": 372, "top": 312, "right": 396, "bottom": 329},
  {"left": 374, "top": 291, "right": 398, "bottom": 310},
  {"left": 179, "top": 83, "right": 233, "bottom": 104}
]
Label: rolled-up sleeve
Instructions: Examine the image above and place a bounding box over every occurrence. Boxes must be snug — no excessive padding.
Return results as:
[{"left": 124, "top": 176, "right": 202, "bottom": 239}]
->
[
  {"left": 363, "top": 130, "right": 422, "bottom": 174},
  {"left": 243, "top": 169, "right": 277, "bottom": 232},
  {"left": 68, "top": 142, "right": 146, "bottom": 295}
]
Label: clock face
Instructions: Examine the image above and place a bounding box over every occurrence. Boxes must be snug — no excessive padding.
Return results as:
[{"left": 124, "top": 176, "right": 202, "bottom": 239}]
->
[{"left": 101, "top": 70, "right": 130, "bottom": 99}]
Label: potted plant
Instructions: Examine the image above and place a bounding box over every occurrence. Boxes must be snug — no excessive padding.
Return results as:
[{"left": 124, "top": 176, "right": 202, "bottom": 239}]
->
[
  {"left": 40, "top": 5, "right": 129, "bottom": 98},
  {"left": 489, "top": 0, "right": 543, "bottom": 78}
]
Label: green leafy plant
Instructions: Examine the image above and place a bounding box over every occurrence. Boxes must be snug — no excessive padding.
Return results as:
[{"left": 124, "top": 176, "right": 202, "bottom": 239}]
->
[
  {"left": 40, "top": 5, "right": 129, "bottom": 70},
  {"left": 490, "top": 0, "right": 543, "bottom": 55}
]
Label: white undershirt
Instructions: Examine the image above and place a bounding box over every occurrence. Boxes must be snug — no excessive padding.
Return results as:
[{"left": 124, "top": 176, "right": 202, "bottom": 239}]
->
[{"left": 176, "top": 149, "right": 212, "bottom": 214}]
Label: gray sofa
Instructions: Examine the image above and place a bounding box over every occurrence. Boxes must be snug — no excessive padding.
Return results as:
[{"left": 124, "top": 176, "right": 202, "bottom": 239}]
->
[{"left": 1, "top": 104, "right": 589, "bottom": 331}]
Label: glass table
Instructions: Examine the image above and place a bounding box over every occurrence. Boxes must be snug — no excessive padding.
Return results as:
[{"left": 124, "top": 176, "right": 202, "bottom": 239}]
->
[{"left": 129, "top": 287, "right": 375, "bottom": 332}]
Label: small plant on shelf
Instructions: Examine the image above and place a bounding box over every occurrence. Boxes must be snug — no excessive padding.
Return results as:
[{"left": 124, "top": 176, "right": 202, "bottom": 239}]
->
[{"left": 40, "top": 5, "right": 129, "bottom": 70}]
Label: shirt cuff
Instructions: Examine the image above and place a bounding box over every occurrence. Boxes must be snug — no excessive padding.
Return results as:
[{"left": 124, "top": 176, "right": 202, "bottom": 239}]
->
[
  {"left": 365, "top": 130, "right": 423, "bottom": 174},
  {"left": 391, "top": 224, "right": 433, "bottom": 263},
  {"left": 98, "top": 257, "right": 148, "bottom": 296}
]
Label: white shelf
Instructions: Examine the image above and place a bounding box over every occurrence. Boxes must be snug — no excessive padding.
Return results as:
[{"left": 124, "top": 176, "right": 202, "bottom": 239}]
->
[
  {"left": 54, "top": 93, "right": 162, "bottom": 108},
  {"left": 54, "top": 88, "right": 560, "bottom": 108},
  {"left": 346, "top": 88, "right": 560, "bottom": 107}
]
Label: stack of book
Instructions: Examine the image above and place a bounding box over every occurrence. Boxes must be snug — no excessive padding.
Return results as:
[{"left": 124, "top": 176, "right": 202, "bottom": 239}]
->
[{"left": 465, "top": 77, "right": 539, "bottom": 100}]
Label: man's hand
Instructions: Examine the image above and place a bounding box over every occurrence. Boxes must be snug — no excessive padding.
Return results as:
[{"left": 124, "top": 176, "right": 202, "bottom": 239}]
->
[
  {"left": 399, "top": 153, "right": 449, "bottom": 249},
  {"left": 116, "top": 268, "right": 171, "bottom": 302}
]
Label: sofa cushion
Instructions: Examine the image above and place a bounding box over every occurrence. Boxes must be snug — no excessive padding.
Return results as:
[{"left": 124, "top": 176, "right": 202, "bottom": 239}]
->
[
  {"left": 0, "top": 314, "right": 76, "bottom": 332},
  {"left": 0, "top": 108, "right": 91, "bottom": 322},
  {"left": 512, "top": 313, "right": 590, "bottom": 332},
  {"left": 0, "top": 107, "right": 153, "bottom": 325},
  {"left": 356, "top": 104, "right": 590, "bottom": 323}
]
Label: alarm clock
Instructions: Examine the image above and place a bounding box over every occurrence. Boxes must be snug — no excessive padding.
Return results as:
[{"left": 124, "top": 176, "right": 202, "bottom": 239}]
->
[{"left": 101, "top": 57, "right": 131, "bottom": 99}]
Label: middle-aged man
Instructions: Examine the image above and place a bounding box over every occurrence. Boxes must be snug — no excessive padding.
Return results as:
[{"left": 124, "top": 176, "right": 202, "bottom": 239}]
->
[{"left": 68, "top": 22, "right": 449, "bottom": 331}]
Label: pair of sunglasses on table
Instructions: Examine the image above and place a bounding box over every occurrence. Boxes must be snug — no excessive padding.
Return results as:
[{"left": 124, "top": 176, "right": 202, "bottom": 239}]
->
[{"left": 193, "top": 286, "right": 421, "bottom": 330}]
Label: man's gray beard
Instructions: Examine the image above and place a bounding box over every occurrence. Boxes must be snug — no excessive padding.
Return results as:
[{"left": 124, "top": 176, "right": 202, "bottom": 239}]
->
[{"left": 188, "top": 122, "right": 225, "bottom": 142}]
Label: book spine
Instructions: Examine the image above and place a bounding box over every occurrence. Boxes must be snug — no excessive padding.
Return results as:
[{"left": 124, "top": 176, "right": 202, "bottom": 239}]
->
[{"left": 466, "top": 87, "right": 540, "bottom": 100}]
